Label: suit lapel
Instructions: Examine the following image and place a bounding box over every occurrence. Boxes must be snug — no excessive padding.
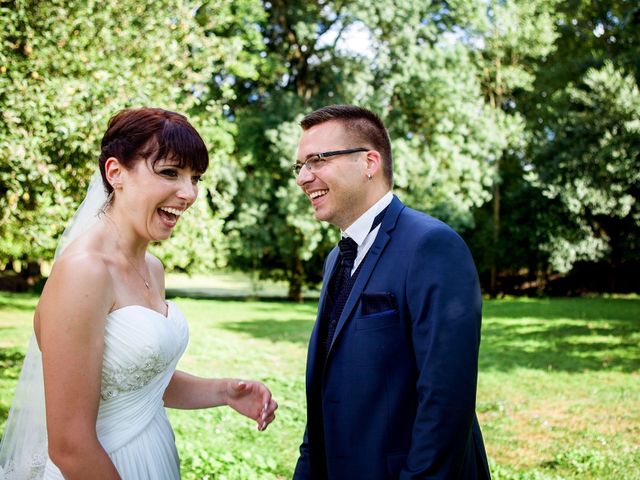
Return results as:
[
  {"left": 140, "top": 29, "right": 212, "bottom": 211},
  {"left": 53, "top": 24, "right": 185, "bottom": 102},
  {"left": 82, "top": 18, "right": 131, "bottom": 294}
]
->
[
  {"left": 306, "top": 246, "right": 340, "bottom": 389},
  {"left": 327, "top": 196, "right": 404, "bottom": 356}
]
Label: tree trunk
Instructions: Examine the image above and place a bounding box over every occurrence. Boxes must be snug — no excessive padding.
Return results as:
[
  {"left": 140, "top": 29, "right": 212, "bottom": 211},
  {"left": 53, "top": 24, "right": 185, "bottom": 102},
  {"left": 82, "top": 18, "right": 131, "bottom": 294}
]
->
[
  {"left": 288, "top": 253, "right": 304, "bottom": 302},
  {"left": 489, "top": 170, "right": 501, "bottom": 298},
  {"left": 536, "top": 260, "right": 547, "bottom": 297}
]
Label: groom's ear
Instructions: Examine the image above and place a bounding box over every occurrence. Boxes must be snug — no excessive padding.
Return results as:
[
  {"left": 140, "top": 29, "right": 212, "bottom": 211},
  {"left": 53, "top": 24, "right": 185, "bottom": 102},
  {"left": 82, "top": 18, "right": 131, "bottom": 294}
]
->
[
  {"left": 364, "top": 149, "right": 383, "bottom": 180},
  {"left": 104, "top": 156, "right": 123, "bottom": 189}
]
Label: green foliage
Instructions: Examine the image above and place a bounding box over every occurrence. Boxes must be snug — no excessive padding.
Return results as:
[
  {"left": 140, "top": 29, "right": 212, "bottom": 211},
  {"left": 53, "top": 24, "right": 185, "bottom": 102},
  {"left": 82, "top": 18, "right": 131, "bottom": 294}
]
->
[
  {"left": 220, "top": 2, "right": 371, "bottom": 298},
  {"left": 458, "top": 0, "right": 560, "bottom": 293},
  {"left": 383, "top": 44, "right": 503, "bottom": 229},
  {"left": 467, "top": 156, "right": 553, "bottom": 285},
  {"left": 1, "top": 0, "right": 639, "bottom": 293},
  {"left": 0, "top": 0, "right": 256, "bottom": 272},
  {"left": 538, "top": 0, "right": 640, "bottom": 91},
  {"left": 513, "top": 0, "right": 640, "bottom": 283},
  {"left": 223, "top": 0, "right": 523, "bottom": 296},
  {"left": 530, "top": 62, "right": 640, "bottom": 272}
]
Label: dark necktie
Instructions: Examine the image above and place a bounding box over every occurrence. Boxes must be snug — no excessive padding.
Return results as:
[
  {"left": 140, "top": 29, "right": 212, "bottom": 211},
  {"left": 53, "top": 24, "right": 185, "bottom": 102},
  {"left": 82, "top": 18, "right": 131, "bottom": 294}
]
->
[
  {"left": 337, "top": 237, "right": 358, "bottom": 287},
  {"left": 324, "top": 206, "right": 388, "bottom": 356}
]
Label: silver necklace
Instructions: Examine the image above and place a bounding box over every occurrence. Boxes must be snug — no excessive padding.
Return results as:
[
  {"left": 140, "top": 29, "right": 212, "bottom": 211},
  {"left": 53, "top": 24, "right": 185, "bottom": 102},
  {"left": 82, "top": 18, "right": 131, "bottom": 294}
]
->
[
  {"left": 122, "top": 251, "right": 150, "bottom": 289},
  {"left": 103, "top": 214, "right": 150, "bottom": 289}
]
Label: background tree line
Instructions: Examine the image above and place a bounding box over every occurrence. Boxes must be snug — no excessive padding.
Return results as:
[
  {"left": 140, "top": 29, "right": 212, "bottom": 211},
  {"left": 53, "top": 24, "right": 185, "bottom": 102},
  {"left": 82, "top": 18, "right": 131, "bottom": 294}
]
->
[{"left": 1, "top": 0, "right": 638, "bottom": 299}]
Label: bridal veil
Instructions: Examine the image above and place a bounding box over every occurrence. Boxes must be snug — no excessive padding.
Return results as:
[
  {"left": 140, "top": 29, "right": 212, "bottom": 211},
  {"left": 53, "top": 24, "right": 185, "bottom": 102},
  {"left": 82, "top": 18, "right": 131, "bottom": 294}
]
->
[{"left": 0, "top": 171, "right": 106, "bottom": 479}]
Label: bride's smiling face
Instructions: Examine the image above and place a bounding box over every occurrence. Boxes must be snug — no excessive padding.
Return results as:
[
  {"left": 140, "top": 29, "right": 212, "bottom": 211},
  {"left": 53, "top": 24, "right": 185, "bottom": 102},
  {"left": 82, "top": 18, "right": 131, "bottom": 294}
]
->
[
  {"left": 98, "top": 108, "right": 209, "bottom": 243},
  {"left": 108, "top": 155, "right": 203, "bottom": 242}
]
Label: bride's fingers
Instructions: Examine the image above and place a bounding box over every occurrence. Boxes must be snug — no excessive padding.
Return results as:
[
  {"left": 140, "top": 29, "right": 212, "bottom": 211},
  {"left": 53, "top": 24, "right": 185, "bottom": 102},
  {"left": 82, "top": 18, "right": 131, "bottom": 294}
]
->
[
  {"left": 266, "top": 399, "right": 278, "bottom": 416},
  {"left": 257, "top": 399, "right": 276, "bottom": 423},
  {"left": 258, "top": 413, "right": 276, "bottom": 431},
  {"left": 265, "top": 412, "right": 276, "bottom": 426}
]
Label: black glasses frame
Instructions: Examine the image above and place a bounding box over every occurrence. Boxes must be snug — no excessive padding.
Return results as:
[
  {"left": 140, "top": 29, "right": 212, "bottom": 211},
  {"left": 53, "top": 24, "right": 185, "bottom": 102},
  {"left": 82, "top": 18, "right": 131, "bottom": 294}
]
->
[{"left": 292, "top": 148, "right": 368, "bottom": 175}]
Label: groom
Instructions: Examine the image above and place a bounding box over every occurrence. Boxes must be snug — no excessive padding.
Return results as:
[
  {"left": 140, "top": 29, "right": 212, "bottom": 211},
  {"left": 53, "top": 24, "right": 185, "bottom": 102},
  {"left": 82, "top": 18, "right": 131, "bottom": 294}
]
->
[{"left": 292, "top": 105, "right": 491, "bottom": 479}]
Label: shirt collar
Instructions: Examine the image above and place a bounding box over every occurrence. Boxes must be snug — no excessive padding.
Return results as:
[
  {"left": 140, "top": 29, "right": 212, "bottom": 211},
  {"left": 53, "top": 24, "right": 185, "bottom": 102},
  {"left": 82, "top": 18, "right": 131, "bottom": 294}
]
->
[{"left": 342, "top": 191, "right": 393, "bottom": 246}]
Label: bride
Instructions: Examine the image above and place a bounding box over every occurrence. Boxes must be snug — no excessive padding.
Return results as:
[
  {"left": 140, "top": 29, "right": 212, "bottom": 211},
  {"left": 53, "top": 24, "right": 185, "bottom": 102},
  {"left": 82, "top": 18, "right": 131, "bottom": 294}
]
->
[{"left": 0, "top": 108, "right": 277, "bottom": 479}]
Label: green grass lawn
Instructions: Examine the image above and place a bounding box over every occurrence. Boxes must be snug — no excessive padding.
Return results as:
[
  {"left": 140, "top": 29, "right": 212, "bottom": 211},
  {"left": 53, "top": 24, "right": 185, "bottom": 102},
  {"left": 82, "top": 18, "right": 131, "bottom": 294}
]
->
[{"left": 1, "top": 293, "right": 638, "bottom": 479}]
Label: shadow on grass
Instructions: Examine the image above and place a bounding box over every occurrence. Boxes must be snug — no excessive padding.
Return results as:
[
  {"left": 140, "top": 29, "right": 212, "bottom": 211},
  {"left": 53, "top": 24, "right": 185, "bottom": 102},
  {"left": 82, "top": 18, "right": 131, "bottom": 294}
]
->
[
  {"left": 166, "top": 289, "right": 319, "bottom": 304},
  {"left": 221, "top": 319, "right": 314, "bottom": 345},
  {"left": 251, "top": 302, "right": 318, "bottom": 314},
  {"left": 178, "top": 295, "right": 640, "bottom": 373},
  {"left": 480, "top": 315, "right": 640, "bottom": 373},
  {"left": 483, "top": 297, "right": 640, "bottom": 322}
]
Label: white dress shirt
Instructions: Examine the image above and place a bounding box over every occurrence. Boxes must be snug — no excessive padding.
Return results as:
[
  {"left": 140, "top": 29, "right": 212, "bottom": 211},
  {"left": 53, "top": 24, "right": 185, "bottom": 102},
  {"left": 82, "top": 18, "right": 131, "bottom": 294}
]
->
[{"left": 342, "top": 191, "right": 393, "bottom": 275}]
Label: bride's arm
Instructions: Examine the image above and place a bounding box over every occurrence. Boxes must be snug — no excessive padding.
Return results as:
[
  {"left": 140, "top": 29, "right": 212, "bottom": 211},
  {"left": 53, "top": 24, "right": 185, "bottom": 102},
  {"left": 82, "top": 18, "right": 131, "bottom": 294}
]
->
[
  {"left": 37, "top": 253, "right": 121, "bottom": 479},
  {"left": 163, "top": 372, "right": 277, "bottom": 431},
  {"left": 148, "top": 254, "right": 277, "bottom": 430}
]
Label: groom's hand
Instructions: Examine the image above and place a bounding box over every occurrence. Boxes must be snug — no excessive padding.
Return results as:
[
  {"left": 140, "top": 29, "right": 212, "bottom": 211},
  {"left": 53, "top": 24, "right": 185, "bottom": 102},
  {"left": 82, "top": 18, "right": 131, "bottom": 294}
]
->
[{"left": 226, "top": 380, "right": 278, "bottom": 431}]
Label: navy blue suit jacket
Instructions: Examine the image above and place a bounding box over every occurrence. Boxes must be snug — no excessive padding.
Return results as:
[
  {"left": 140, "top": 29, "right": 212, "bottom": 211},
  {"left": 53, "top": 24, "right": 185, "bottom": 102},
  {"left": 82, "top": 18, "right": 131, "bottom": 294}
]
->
[{"left": 294, "top": 196, "right": 491, "bottom": 479}]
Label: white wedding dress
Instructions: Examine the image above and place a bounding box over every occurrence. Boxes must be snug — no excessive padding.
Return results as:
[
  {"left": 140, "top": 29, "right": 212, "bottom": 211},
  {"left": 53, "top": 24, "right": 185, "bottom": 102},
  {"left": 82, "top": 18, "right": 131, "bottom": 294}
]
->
[{"left": 42, "top": 301, "right": 188, "bottom": 480}]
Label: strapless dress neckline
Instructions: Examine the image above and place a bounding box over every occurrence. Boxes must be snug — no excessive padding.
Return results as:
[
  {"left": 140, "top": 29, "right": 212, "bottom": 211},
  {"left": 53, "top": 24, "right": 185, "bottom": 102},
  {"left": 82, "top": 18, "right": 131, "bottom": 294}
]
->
[{"left": 109, "top": 301, "right": 173, "bottom": 319}]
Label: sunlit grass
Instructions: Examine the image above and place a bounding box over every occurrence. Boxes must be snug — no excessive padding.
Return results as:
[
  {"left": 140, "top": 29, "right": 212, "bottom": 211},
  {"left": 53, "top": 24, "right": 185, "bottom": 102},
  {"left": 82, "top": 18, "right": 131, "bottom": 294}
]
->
[
  {"left": 478, "top": 297, "right": 640, "bottom": 479},
  {"left": 1, "top": 292, "right": 638, "bottom": 479}
]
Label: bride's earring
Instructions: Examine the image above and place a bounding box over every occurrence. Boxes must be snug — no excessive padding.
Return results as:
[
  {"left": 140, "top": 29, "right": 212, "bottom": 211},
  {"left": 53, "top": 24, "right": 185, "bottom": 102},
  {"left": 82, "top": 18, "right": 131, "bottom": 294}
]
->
[
  {"left": 99, "top": 191, "right": 114, "bottom": 216},
  {"left": 99, "top": 184, "right": 119, "bottom": 216}
]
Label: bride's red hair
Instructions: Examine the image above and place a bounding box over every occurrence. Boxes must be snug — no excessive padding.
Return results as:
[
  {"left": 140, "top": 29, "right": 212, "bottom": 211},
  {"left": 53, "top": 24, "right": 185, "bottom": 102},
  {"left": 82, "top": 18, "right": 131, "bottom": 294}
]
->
[{"left": 98, "top": 107, "right": 209, "bottom": 194}]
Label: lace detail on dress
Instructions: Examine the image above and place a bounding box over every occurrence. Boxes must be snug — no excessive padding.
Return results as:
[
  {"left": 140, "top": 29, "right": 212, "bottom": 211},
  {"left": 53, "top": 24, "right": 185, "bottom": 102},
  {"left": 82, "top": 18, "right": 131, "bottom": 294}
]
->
[{"left": 100, "top": 345, "right": 171, "bottom": 400}]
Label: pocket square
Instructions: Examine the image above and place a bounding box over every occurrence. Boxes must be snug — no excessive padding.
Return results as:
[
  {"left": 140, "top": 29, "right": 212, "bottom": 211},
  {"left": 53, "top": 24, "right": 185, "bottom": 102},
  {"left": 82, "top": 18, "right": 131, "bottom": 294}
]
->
[{"left": 361, "top": 292, "right": 397, "bottom": 315}]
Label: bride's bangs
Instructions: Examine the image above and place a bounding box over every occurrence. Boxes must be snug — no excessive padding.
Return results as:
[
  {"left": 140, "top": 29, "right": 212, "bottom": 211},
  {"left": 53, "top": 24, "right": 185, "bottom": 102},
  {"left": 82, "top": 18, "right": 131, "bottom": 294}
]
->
[
  {"left": 156, "top": 120, "right": 209, "bottom": 174},
  {"left": 138, "top": 119, "right": 209, "bottom": 174}
]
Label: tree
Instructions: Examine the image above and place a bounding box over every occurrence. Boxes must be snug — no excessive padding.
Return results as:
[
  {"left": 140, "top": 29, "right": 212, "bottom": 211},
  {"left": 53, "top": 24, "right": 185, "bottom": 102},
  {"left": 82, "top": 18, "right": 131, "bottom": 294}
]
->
[
  {"left": 0, "top": 0, "right": 260, "bottom": 279},
  {"left": 523, "top": 0, "right": 640, "bottom": 291},
  {"left": 458, "top": 0, "right": 560, "bottom": 295},
  {"left": 530, "top": 62, "right": 640, "bottom": 283},
  {"left": 360, "top": 2, "right": 504, "bottom": 231},
  {"left": 222, "top": 1, "right": 372, "bottom": 300},
  {"left": 221, "top": 0, "right": 512, "bottom": 299}
]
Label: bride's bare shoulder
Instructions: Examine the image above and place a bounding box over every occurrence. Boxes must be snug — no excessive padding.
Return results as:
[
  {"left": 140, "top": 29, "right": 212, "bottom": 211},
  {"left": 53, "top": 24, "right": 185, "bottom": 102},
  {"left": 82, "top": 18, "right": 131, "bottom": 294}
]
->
[
  {"left": 51, "top": 223, "right": 116, "bottom": 273},
  {"left": 51, "top": 247, "right": 110, "bottom": 280},
  {"left": 40, "top": 241, "right": 115, "bottom": 311}
]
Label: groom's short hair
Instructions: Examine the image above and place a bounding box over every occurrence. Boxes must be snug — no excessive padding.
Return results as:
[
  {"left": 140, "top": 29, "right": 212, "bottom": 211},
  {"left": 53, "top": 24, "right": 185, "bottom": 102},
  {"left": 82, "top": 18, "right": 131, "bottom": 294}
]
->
[{"left": 300, "top": 104, "right": 393, "bottom": 186}]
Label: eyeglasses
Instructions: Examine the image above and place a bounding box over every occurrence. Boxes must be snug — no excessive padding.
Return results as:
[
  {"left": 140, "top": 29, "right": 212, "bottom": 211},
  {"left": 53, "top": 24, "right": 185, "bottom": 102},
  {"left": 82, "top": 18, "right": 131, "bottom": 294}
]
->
[{"left": 292, "top": 148, "right": 368, "bottom": 176}]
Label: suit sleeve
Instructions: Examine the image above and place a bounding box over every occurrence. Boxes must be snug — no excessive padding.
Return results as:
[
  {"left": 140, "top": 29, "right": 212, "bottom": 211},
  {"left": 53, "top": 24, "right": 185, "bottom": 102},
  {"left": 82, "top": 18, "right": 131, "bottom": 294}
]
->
[
  {"left": 293, "top": 425, "right": 311, "bottom": 479},
  {"left": 400, "top": 225, "right": 482, "bottom": 479}
]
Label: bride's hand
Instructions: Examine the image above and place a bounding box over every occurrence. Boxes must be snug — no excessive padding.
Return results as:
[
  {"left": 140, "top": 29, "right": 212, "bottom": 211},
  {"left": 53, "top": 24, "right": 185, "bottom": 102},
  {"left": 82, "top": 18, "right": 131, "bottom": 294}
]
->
[{"left": 226, "top": 380, "right": 278, "bottom": 431}]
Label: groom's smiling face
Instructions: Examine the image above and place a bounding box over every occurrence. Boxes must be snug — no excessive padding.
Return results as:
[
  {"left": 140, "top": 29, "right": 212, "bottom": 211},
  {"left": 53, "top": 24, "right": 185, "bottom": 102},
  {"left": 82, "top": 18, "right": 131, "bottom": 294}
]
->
[{"left": 295, "top": 120, "right": 371, "bottom": 231}]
